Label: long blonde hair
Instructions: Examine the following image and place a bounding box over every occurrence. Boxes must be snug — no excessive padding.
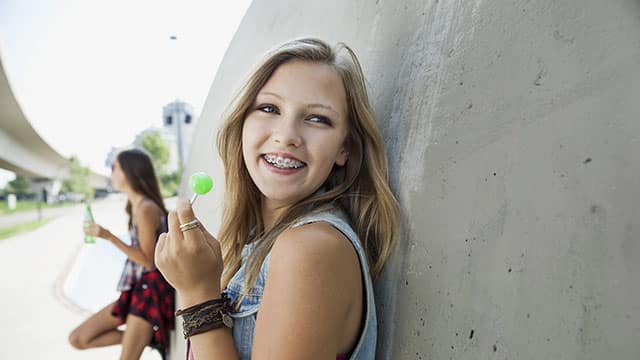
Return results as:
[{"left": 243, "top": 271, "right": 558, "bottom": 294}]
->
[{"left": 217, "top": 38, "right": 399, "bottom": 293}]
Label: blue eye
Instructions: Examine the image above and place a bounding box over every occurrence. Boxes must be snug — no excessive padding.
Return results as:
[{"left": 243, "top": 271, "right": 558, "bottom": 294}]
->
[
  {"left": 258, "top": 104, "right": 278, "bottom": 114},
  {"left": 307, "top": 115, "right": 332, "bottom": 125}
]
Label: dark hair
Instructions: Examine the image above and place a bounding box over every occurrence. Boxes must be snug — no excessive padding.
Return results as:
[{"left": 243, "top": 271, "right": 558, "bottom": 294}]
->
[{"left": 115, "top": 148, "right": 168, "bottom": 228}]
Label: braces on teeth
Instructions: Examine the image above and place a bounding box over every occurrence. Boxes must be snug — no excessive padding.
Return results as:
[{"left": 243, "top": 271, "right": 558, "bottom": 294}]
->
[{"left": 265, "top": 155, "right": 304, "bottom": 169}]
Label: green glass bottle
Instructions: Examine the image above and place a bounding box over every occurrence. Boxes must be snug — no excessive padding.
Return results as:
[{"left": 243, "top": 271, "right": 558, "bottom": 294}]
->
[{"left": 84, "top": 202, "right": 96, "bottom": 244}]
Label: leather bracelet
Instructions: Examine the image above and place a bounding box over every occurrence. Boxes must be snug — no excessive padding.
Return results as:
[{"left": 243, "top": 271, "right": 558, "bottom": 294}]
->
[{"left": 176, "top": 293, "right": 234, "bottom": 339}]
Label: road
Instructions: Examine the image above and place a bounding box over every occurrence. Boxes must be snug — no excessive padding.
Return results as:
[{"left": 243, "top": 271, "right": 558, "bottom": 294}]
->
[
  {"left": 0, "top": 202, "right": 83, "bottom": 228},
  {"left": 0, "top": 194, "right": 167, "bottom": 359}
]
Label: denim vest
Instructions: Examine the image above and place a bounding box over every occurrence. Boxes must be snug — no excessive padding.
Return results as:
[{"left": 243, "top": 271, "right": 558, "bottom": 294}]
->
[{"left": 225, "top": 209, "right": 377, "bottom": 359}]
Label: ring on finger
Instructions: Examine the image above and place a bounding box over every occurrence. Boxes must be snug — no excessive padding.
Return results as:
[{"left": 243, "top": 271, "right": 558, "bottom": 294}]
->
[{"left": 179, "top": 219, "right": 201, "bottom": 232}]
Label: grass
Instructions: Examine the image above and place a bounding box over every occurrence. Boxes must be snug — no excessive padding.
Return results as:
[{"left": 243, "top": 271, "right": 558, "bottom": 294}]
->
[
  {"left": 0, "top": 218, "right": 54, "bottom": 240},
  {"left": 0, "top": 200, "right": 75, "bottom": 215}
]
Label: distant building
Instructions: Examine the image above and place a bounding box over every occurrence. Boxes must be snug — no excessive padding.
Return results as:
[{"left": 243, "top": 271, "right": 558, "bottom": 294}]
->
[
  {"left": 105, "top": 99, "right": 197, "bottom": 174},
  {"left": 162, "top": 99, "right": 196, "bottom": 170}
]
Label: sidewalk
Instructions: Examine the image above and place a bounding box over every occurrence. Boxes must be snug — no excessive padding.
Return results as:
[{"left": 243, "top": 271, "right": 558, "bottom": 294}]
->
[
  {"left": 0, "top": 194, "right": 162, "bottom": 359},
  {"left": 0, "top": 202, "right": 84, "bottom": 228}
]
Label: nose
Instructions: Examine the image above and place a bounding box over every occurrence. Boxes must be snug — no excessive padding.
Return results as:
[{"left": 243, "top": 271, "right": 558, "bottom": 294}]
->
[{"left": 272, "top": 114, "right": 302, "bottom": 147}]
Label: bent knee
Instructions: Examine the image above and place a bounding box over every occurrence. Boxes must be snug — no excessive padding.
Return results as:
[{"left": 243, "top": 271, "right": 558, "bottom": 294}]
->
[{"left": 68, "top": 330, "right": 87, "bottom": 350}]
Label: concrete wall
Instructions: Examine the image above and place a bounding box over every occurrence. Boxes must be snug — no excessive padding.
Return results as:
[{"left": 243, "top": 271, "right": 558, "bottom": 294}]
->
[{"left": 180, "top": 0, "right": 640, "bottom": 358}]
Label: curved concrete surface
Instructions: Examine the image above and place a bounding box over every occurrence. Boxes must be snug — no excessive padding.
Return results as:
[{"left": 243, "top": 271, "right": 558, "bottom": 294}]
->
[
  {"left": 181, "top": 0, "right": 640, "bottom": 358},
  {"left": 0, "top": 57, "right": 69, "bottom": 178},
  {"left": 0, "top": 57, "right": 108, "bottom": 188}
]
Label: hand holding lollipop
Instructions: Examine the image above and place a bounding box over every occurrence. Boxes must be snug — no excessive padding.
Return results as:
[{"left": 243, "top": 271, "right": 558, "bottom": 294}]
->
[
  {"left": 157, "top": 172, "right": 223, "bottom": 309},
  {"left": 188, "top": 172, "right": 213, "bottom": 205}
]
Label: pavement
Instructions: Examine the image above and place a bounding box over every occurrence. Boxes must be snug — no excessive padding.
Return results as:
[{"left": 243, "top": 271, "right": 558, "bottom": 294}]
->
[
  {"left": 0, "top": 202, "right": 82, "bottom": 228},
  {"left": 0, "top": 194, "right": 168, "bottom": 359}
]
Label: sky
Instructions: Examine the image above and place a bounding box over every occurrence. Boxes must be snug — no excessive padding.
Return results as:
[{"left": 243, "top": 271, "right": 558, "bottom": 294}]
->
[{"left": 0, "top": 0, "right": 252, "bottom": 186}]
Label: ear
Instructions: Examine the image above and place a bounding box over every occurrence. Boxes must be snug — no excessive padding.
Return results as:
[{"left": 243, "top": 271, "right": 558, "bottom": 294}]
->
[{"left": 335, "top": 145, "right": 349, "bottom": 167}]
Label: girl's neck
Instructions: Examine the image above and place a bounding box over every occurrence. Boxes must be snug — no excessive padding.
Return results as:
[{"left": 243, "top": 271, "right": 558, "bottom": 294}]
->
[
  {"left": 261, "top": 199, "right": 290, "bottom": 232},
  {"left": 127, "top": 191, "right": 145, "bottom": 210}
]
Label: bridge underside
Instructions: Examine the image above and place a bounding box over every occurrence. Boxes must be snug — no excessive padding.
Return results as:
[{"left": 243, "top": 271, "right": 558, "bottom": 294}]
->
[{"left": 0, "top": 57, "right": 108, "bottom": 189}]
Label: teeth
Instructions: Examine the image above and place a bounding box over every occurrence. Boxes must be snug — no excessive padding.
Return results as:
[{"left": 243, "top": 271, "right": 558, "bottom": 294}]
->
[{"left": 264, "top": 155, "right": 304, "bottom": 169}]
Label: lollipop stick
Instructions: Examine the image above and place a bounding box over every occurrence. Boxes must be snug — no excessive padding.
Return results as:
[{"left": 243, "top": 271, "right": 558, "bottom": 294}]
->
[{"left": 190, "top": 193, "right": 198, "bottom": 205}]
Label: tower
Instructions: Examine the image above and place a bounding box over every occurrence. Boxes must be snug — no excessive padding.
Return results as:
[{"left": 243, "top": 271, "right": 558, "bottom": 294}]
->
[{"left": 162, "top": 99, "right": 196, "bottom": 170}]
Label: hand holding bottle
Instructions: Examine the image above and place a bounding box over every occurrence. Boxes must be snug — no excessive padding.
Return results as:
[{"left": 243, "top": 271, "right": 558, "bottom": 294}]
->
[
  {"left": 83, "top": 202, "right": 96, "bottom": 244},
  {"left": 83, "top": 222, "right": 112, "bottom": 240},
  {"left": 83, "top": 202, "right": 112, "bottom": 242}
]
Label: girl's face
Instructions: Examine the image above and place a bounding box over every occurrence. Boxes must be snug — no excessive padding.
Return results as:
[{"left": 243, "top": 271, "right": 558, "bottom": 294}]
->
[
  {"left": 111, "top": 159, "right": 128, "bottom": 192},
  {"left": 242, "top": 60, "right": 349, "bottom": 210}
]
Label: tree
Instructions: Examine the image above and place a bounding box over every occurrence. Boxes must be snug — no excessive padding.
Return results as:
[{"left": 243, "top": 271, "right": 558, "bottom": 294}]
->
[
  {"left": 5, "top": 175, "right": 33, "bottom": 198},
  {"left": 140, "top": 130, "right": 181, "bottom": 197},
  {"left": 140, "top": 130, "right": 170, "bottom": 176},
  {"left": 62, "top": 157, "right": 94, "bottom": 200},
  {"left": 159, "top": 170, "right": 181, "bottom": 198}
]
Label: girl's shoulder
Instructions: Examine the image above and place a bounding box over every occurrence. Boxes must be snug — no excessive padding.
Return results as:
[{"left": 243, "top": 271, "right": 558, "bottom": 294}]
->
[
  {"left": 133, "top": 198, "right": 164, "bottom": 224},
  {"left": 271, "top": 212, "right": 359, "bottom": 278},
  {"left": 292, "top": 206, "right": 350, "bottom": 226},
  {"left": 137, "top": 198, "right": 162, "bottom": 213},
  {"left": 290, "top": 207, "right": 356, "bottom": 241}
]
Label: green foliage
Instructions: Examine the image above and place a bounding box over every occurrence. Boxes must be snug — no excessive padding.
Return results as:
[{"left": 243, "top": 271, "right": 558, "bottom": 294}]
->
[
  {"left": 62, "top": 157, "right": 94, "bottom": 200},
  {"left": 0, "top": 218, "right": 53, "bottom": 240},
  {"left": 160, "top": 170, "right": 182, "bottom": 197},
  {"left": 140, "top": 130, "right": 181, "bottom": 197},
  {"left": 5, "top": 175, "right": 33, "bottom": 197},
  {"left": 140, "top": 130, "right": 170, "bottom": 175}
]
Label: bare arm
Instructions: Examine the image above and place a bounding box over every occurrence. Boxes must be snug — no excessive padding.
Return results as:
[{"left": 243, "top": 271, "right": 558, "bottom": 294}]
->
[
  {"left": 250, "top": 223, "right": 360, "bottom": 359},
  {"left": 155, "top": 200, "right": 360, "bottom": 359}
]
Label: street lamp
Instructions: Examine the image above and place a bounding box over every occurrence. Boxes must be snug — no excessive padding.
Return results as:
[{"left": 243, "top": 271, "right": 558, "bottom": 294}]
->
[
  {"left": 174, "top": 101, "right": 185, "bottom": 171},
  {"left": 169, "top": 35, "right": 185, "bottom": 171}
]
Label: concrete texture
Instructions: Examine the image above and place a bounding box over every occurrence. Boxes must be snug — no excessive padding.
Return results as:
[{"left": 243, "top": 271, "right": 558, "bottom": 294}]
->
[{"left": 180, "top": 0, "right": 640, "bottom": 358}]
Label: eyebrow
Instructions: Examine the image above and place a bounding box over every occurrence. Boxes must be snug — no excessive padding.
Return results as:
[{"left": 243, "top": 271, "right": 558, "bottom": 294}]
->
[{"left": 258, "top": 91, "right": 340, "bottom": 117}]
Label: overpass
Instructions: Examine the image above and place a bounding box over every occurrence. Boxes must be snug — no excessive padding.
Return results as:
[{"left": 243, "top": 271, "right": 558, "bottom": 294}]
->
[{"left": 0, "top": 56, "right": 109, "bottom": 193}]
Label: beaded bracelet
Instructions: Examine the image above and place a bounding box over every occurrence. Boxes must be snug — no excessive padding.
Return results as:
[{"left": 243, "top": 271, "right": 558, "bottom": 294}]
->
[{"left": 175, "top": 292, "right": 234, "bottom": 338}]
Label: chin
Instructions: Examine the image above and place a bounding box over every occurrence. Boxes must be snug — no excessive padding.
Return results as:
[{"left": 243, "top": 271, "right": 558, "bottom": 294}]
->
[
  {"left": 260, "top": 189, "right": 305, "bottom": 208},
  {"left": 112, "top": 182, "right": 123, "bottom": 192}
]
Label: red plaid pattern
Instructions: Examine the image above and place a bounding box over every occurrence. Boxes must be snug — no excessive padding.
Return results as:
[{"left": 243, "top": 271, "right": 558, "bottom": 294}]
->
[{"left": 112, "top": 269, "right": 175, "bottom": 359}]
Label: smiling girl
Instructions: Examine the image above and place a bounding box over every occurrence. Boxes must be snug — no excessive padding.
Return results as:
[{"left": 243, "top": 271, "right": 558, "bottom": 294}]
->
[{"left": 155, "top": 38, "right": 399, "bottom": 360}]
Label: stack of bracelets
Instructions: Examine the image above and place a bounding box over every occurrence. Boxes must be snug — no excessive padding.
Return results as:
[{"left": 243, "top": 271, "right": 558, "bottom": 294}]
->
[{"left": 175, "top": 292, "right": 234, "bottom": 338}]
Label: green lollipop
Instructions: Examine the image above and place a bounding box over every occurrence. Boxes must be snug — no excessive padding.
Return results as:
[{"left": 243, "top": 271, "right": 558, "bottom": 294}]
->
[{"left": 189, "top": 172, "right": 213, "bottom": 204}]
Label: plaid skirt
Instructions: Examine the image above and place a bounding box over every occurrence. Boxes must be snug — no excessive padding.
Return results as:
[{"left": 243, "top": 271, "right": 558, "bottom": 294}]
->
[{"left": 112, "top": 269, "right": 175, "bottom": 359}]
